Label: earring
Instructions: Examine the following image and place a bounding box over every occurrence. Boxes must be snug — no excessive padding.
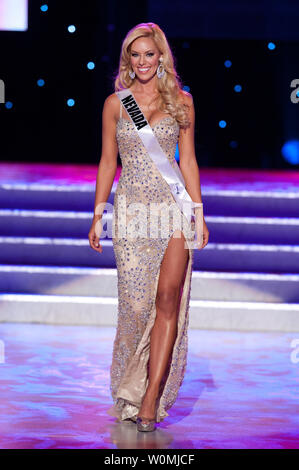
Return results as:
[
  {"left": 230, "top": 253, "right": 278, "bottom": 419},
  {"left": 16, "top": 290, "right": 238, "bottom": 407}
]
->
[
  {"left": 157, "top": 58, "right": 165, "bottom": 79},
  {"left": 129, "top": 69, "right": 135, "bottom": 79}
]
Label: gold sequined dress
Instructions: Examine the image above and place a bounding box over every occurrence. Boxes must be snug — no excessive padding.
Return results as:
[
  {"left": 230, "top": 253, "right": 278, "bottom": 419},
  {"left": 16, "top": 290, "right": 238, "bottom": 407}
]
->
[{"left": 107, "top": 92, "right": 195, "bottom": 423}]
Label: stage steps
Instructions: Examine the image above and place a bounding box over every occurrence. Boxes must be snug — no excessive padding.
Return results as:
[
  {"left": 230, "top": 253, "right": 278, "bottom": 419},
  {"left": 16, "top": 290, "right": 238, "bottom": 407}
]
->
[{"left": 0, "top": 165, "right": 299, "bottom": 331}]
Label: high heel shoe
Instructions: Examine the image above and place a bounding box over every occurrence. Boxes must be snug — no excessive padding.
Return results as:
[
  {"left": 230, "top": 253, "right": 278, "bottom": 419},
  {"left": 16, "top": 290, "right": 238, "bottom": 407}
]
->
[
  {"left": 136, "top": 416, "right": 156, "bottom": 432},
  {"left": 136, "top": 398, "right": 159, "bottom": 432}
]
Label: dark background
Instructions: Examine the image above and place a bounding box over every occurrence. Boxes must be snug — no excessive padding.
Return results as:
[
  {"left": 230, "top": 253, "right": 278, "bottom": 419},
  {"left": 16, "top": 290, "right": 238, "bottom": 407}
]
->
[{"left": 0, "top": 0, "right": 298, "bottom": 169}]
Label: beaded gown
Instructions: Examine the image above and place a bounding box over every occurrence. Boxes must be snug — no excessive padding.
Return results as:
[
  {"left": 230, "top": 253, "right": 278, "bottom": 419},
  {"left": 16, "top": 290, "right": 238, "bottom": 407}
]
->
[{"left": 107, "top": 93, "right": 195, "bottom": 423}]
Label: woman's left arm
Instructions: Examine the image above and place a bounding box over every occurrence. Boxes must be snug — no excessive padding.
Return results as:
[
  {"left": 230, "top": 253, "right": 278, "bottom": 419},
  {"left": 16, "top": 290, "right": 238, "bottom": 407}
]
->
[
  {"left": 177, "top": 91, "right": 203, "bottom": 205},
  {"left": 178, "top": 90, "right": 209, "bottom": 249}
]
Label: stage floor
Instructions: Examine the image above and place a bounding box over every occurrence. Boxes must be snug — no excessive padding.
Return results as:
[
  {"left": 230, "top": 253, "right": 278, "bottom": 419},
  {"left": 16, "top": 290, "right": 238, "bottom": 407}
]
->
[{"left": 0, "top": 322, "right": 298, "bottom": 449}]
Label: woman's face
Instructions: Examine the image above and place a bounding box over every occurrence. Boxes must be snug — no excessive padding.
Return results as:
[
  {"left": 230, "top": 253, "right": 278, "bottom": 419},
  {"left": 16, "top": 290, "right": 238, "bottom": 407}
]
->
[{"left": 129, "top": 37, "right": 161, "bottom": 82}]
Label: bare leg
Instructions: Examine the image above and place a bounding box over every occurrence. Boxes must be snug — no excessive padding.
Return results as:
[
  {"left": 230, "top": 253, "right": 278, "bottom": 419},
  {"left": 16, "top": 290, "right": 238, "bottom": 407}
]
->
[{"left": 137, "top": 230, "right": 189, "bottom": 421}]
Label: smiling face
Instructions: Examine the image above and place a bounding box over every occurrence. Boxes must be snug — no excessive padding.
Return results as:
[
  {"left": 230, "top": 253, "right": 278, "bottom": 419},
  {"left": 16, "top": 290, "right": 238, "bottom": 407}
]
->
[{"left": 129, "top": 36, "right": 162, "bottom": 82}]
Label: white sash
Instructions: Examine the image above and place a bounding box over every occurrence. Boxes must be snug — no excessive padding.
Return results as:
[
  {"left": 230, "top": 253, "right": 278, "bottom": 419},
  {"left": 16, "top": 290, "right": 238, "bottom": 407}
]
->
[{"left": 116, "top": 88, "right": 201, "bottom": 246}]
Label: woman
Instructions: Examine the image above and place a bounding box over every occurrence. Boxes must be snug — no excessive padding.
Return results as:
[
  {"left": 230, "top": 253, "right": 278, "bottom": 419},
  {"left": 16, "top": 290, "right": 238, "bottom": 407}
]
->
[{"left": 88, "top": 22, "right": 209, "bottom": 432}]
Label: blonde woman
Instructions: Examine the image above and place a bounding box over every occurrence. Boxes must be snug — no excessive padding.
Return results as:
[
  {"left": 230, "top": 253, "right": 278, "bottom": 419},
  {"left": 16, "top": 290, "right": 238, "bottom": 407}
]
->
[{"left": 88, "top": 22, "right": 209, "bottom": 432}]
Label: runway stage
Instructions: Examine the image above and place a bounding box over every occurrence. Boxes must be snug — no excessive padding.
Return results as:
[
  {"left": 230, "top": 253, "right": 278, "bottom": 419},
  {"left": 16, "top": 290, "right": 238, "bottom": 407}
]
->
[{"left": 0, "top": 322, "right": 298, "bottom": 449}]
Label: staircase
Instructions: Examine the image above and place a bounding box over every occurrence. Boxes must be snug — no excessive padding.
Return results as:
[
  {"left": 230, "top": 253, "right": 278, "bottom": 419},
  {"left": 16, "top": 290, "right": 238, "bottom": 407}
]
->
[{"left": 1, "top": 164, "right": 299, "bottom": 332}]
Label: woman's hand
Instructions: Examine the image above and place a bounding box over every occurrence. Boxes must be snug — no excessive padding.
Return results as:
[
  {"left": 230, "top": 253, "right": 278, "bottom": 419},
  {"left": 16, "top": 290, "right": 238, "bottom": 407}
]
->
[
  {"left": 194, "top": 210, "right": 209, "bottom": 250},
  {"left": 88, "top": 215, "right": 103, "bottom": 253}
]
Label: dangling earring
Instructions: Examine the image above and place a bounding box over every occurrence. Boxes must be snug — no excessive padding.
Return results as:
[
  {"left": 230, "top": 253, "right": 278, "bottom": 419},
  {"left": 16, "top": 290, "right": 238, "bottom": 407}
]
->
[
  {"left": 157, "top": 57, "right": 165, "bottom": 79},
  {"left": 129, "top": 69, "right": 135, "bottom": 79}
]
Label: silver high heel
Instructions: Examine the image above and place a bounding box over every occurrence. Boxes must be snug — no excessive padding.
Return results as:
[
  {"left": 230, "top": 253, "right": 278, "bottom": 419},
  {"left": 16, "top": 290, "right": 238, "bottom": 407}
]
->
[
  {"left": 136, "top": 398, "right": 159, "bottom": 432},
  {"left": 136, "top": 416, "right": 156, "bottom": 432}
]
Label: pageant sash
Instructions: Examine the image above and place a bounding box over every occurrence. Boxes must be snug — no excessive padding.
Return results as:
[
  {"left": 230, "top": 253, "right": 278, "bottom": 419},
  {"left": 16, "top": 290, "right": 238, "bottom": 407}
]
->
[{"left": 116, "top": 88, "right": 196, "bottom": 229}]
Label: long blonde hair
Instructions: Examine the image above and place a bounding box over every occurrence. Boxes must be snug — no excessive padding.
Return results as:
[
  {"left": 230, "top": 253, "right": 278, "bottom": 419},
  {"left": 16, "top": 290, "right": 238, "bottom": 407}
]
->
[{"left": 113, "top": 22, "right": 191, "bottom": 128}]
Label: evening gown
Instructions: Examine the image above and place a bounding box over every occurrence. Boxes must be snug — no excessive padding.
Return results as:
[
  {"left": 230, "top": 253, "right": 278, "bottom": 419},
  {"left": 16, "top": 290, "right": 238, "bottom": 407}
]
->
[{"left": 107, "top": 93, "right": 195, "bottom": 423}]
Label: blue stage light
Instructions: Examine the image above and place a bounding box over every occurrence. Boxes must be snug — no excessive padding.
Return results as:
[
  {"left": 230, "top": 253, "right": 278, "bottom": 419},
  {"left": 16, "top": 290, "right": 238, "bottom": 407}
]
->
[
  {"left": 268, "top": 42, "right": 276, "bottom": 50},
  {"left": 87, "top": 62, "right": 95, "bottom": 70},
  {"left": 281, "top": 140, "right": 299, "bottom": 165},
  {"left": 37, "top": 79, "right": 45, "bottom": 87},
  {"left": 234, "top": 84, "right": 242, "bottom": 92},
  {"left": 68, "top": 25, "right": 76, "bottom": 33},
  {"left": 224, "top": 60, "right": 232, "bottom": 68},
  {"left": 229, "top": 140, "right": 238, "bottom": 148},
  {"left": 67, "top": 99, "right": 75, "bottom": 107},
  {"left": 219, "top": 120, "right": 227, "bottom": 128},
  {"left": 40, "top": 4, "right": 48, "bottom": 12},
  {"left": 5, "top": 101, "right": 13, "bottom": 109},
  {"left": 183, "top": 85, "right": 190, "bottom": 92}
]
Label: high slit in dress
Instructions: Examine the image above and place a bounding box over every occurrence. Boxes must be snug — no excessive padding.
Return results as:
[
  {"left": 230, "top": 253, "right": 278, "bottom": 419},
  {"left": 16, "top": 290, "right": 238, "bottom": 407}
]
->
[{"left": 107, "top": 92, "right": 195, "bottom": 423}]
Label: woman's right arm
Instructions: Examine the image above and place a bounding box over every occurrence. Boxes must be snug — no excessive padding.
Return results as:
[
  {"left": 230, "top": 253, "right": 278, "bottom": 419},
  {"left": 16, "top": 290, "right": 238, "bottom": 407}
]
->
[{"left": 89, "top": 94, "right": 119, "bottom": 252}]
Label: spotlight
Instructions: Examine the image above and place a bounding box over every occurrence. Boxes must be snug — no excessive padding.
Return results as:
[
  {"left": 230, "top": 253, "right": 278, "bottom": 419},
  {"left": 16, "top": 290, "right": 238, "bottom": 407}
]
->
[
  {"left": 37, "top": 79, "right": 45, "bottom": 87},
  {"left": 68, "top": 25, "right": 76, "bottom": 33},
  {"left": 183, "top": 85, "right": 190, "bottom": 92},
  {"left": 40, "top": 4, "right": 48, "bottom": 12},
  {"left": 267, "top": 42, "right": 276, "bottom": 50},
  {"left": 219, "top": 120, "right": 227, "bottom": 128},
  {"left": 87, "top": 62, "right": 95, "bottom": 70},
  {"left": 224, "top": 60, "right": 232, "bottom": 68},
  {"left": 67, "top": 99, "right": 75, "bottom": 107},
  {"left": 234, "top": 84, "right": 242, "bottom": 92},
  {"left": 5, "top": 101, "right": 13, "bottom": 109}
]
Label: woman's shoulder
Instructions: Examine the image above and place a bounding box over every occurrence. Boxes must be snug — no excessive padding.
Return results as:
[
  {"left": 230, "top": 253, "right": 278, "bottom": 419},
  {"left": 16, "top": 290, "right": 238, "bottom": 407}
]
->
[
  {"left": 104, "top": 92, "right": 120, "bottom": 107},
  {"left": 102, "top": 92, "right": 122, "bottom": 121},
  {"left": 104, "top": 89, "right": 131, "bottom": 109},
  {"left": 178, "top": 88, "right": 193, "bottom": 106}
]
